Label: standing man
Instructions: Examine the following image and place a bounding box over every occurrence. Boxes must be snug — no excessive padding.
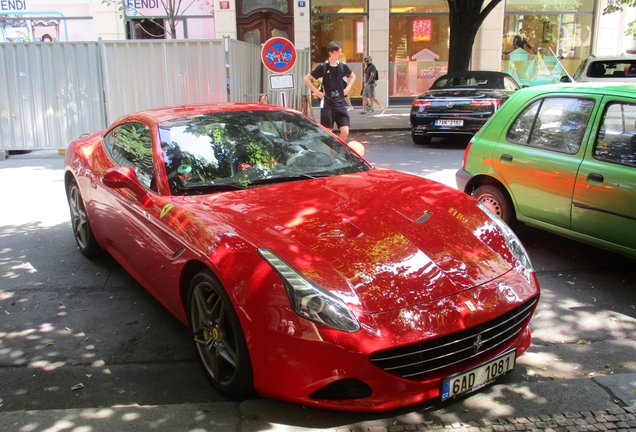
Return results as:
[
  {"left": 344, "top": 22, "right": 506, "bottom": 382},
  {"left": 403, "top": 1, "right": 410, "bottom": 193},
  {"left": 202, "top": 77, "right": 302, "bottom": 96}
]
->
[
  {"left": 360, "top": 55, "right": 386, "bottom": 115},
  {"left": 304, "top": 41, "right": 356, "bottom": 140}
]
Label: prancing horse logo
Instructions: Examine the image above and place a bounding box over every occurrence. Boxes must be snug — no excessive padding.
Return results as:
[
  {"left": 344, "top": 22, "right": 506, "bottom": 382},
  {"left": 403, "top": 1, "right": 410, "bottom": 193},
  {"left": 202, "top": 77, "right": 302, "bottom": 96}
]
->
[{"left": 472, "top": 334, "right": 484, "bottom": 353}]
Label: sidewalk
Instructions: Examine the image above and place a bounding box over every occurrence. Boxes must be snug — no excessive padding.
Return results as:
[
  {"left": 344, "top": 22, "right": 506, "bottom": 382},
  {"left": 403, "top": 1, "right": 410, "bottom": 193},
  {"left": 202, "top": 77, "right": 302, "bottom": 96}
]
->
[
  {"left": 0, "top": 375, "right": 634, "bottom": 431},
  {"left": 308, "top": 105, "right": 412, "bottom": 132}
]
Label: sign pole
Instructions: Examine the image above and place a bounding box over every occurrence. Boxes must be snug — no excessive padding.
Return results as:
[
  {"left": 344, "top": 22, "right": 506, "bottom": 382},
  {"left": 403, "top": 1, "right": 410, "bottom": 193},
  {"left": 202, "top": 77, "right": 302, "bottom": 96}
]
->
[{"left": 261, "top": 37, "right": 297, "bottom": 108}]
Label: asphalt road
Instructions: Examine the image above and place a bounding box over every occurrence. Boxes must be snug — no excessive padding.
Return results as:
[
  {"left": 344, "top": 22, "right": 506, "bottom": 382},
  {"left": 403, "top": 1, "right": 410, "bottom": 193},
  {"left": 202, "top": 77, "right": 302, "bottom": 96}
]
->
[{"left": 0, "top": 133, "right": 635, "bottom": 431}]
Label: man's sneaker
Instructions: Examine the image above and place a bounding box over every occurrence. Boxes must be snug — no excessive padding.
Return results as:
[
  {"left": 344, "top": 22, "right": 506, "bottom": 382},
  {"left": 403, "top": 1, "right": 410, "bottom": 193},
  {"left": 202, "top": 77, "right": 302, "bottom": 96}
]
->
[
  {"left": 359, "top": 111, "right": 366, "bottom": 114},
  {"left": 380, "top": 108, "right": 386, "bottom": 114},
  {"left": 347, "top": 107, "right": 353, "bottom": 111}
]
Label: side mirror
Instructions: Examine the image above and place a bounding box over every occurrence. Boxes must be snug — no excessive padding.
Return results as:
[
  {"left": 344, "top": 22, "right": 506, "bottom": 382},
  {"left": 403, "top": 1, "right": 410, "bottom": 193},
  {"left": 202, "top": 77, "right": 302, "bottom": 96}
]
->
[
  {"left": 103, "top": 166, "right": 154, "bottom": 208},
  {"left": 560, "top": 75, "right": 572, "bottom": 83},
  {"left": 347, "top": 140, "right": 366, "bottom": 157}
]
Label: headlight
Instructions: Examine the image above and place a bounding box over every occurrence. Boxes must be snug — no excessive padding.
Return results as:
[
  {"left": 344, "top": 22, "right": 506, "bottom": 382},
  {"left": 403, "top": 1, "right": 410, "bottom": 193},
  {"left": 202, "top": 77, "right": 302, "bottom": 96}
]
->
[
  {"left": 477, "top": 202, "right": 533, "bottom": 272},
  {"left": 258, "top": 249, "right": 360, "bottom": 332}
]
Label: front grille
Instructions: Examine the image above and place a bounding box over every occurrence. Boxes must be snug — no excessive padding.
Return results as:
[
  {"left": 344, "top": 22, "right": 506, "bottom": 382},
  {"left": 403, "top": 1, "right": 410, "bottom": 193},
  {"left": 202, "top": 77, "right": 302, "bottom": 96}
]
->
[{"left": 370, "top": 296, "right": 538, "bottom": 380}]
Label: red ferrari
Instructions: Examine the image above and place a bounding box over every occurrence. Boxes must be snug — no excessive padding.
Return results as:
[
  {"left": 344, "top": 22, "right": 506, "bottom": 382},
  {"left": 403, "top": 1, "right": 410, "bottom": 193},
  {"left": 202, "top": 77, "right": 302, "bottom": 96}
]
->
[{"left": 64, "top": 103, "right": 540, "bottom": 412}]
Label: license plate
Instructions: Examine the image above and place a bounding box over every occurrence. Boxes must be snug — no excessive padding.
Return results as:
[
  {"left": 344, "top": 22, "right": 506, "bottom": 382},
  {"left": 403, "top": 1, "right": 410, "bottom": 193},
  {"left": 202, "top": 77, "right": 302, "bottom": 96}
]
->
[
  {"left": 435, "top": 119, "right": 463, "bottom": 126},
  {"left": 441, "top": 350, "right": 516, "bottom": 401}
]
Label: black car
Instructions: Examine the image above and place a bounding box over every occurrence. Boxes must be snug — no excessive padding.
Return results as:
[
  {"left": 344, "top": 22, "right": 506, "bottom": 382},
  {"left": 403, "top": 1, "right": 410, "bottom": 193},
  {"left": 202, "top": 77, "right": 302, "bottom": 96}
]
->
[{"left": 410, "top": 71, "right": 520, "bottom": 145}]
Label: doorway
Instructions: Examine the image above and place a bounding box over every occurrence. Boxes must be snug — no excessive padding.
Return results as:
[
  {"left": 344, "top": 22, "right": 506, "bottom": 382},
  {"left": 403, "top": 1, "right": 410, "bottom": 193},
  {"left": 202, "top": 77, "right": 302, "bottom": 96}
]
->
[{"left": 236, "top": 0, "right": 294, "bottom": 45}]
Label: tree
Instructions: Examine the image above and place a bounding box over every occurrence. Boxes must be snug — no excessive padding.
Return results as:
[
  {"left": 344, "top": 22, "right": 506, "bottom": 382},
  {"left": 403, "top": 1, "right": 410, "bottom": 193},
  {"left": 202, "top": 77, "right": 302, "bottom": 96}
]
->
[
  {"left": 103, "top": 0, "right": 201, "bottom": 39},
  {"left": 603, "top": 0, "right": 636, "bottom": 38},
  {"left": 447, "top": 0, "right": 503, "bottom": 73}
]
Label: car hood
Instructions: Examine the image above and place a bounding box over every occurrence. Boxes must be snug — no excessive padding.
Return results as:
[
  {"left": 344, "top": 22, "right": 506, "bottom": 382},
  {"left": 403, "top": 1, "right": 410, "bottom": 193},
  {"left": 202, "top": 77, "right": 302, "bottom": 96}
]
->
[{"left": 189, "top": 169, "right": 514, "bottom": 314}]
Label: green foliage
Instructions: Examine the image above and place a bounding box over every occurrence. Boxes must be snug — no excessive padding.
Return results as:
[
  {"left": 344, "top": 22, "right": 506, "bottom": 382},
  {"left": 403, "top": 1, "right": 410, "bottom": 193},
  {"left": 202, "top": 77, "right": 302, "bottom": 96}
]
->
[{"left": 603, "top": 0, "right": 636, "bottom": 37}]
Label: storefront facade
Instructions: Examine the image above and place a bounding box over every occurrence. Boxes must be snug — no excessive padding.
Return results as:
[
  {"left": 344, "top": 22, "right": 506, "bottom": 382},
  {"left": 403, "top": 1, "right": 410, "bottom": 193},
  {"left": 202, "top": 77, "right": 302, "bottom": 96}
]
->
[{"left": 2, "top": 0, "right": 634, "bottom": 106}]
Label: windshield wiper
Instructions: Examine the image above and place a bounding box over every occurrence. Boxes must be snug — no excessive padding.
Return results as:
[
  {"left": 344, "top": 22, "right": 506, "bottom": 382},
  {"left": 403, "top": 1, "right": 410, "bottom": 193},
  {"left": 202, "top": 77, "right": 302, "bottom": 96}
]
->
[
  {"left": 180, "top": 183, "right": 247, "bottom": 195},
  {"left": 245, "top": 173, "right": 331, "bottom": 186}
]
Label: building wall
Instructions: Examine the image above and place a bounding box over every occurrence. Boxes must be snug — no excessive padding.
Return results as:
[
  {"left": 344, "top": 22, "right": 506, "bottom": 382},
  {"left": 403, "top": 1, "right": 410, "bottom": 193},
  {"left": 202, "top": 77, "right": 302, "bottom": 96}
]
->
[
  {"left": 368, "top": 0, "right": 390, "bottom": 107},
  {"left": 472, "top": 2, "right": 505, "bottom": 71},
  {"left": 91, "top": 0, "right": 125, "bottom": 40},
  {"left": 214, "top": 0, "right": 237, "bottom": 39}
]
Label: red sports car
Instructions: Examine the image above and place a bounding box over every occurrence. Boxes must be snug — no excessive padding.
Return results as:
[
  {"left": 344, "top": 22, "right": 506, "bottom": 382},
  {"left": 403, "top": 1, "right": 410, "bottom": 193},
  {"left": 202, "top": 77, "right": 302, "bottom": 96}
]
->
[{"left": 64, "top": 103, "right": 540, "bottom": 412}]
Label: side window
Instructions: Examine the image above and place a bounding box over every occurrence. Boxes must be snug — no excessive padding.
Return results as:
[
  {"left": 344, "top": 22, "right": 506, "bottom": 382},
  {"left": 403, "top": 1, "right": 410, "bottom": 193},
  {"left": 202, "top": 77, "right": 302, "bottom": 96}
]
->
[
  {"left": 594, "top": 102, "right": 636, "bottom": 167},
  {"left": 508, "top": 97, "right": 595, "bottom": 154},
  {"left": 103, "top": 122, "right": 156, "bottom": 191},
  {"left": 507, "top": 100, "right": 540, "bottom": 143},
  {"left": 504, "top": 77, "right": 519, "bottom": 91}
]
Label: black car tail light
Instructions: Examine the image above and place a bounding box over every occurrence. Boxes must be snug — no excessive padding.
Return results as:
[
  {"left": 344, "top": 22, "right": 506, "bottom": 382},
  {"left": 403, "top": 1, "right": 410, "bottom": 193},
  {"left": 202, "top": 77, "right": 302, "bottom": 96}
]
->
[
  {"left": 470, "top": 99, "right": 502, "bottom": 108},
  {"left": 413, "top": 100, "right": 433, "bottom": 108}
]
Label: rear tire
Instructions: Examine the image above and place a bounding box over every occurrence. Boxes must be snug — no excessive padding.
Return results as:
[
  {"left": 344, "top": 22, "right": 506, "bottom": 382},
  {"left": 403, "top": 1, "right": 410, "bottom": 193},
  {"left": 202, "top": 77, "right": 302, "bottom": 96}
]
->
[
  {"left": 67, "top": 179, "right": 101, "bottom": 257},
  {"left": 188, "top": 270, "right": 254, "bottom": 399},
  {"left": 411, "top": 132, "right": 431, "bottom": 145},
  {"left": 473, "top": 185, "right": 516, "bottom": 227}
]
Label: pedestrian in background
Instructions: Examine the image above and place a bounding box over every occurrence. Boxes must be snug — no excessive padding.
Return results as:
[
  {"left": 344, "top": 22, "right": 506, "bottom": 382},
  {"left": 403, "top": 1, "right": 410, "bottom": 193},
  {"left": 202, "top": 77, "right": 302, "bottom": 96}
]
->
[
  {"left": 360, "top": 55, "right": 385, "bottom": 115},
  {"left": 304, "top": 41, "right": 356, "bottom": 140}
]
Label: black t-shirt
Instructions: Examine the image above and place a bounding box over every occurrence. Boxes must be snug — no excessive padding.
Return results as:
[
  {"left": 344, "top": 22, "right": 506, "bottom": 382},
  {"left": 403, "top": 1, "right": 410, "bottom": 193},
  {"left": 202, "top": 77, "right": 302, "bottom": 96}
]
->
[
  {"left": 365, "top": 63, "right": 378, "bottom": 85},
  {"left": 310, "top": 61, "right": 352, "bottom": 108}
]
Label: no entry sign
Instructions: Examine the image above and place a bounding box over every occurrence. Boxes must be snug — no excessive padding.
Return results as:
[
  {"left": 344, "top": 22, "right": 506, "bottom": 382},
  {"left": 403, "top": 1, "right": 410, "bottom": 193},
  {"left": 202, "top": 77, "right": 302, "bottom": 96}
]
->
[{"left": 261, "top": 37, "right": 297, "bottom": 74}]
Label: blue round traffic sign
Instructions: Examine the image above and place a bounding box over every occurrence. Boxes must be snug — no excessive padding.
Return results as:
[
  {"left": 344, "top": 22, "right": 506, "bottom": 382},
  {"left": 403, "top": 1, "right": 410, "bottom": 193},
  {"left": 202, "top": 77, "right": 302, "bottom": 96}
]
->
[{"left": 261, "top": 37, "right": 297, "bottom": 74}]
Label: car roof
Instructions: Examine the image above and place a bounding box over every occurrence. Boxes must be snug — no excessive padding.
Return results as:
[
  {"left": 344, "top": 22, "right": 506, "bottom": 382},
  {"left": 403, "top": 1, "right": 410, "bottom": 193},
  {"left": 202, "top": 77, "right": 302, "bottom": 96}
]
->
[
  {"left": 520, "top": 82, "right": 636, "bottom": 97},
  {"left": 436, "top": 70, "right": 513, "bottom": 79},
  {"left": 585, "top": 55, "right": 636, "bottom": 62},
  {"left": 119, "top": 103, "right": 290, "bottom": 126}
]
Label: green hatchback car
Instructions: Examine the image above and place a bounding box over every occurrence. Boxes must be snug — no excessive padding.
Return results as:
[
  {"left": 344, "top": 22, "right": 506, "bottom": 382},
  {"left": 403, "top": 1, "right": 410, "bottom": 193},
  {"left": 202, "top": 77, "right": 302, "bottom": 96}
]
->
[{"left": 457, "top": 83, "right": 636, "bottom": 258}]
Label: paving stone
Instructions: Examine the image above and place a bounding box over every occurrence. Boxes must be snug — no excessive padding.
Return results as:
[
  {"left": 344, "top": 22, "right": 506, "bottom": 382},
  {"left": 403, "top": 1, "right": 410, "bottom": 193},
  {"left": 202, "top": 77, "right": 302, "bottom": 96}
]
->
[
  {"left": 608, "top": 409, "right": 627, "bottom": 415},
  {"left": 558, "top": 419, "right": 575, "bottom": 426}
]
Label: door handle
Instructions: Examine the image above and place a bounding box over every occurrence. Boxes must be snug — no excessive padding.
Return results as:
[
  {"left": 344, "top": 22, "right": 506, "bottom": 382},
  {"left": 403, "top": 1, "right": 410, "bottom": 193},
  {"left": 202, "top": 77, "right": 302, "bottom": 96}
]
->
[
  {"left": 587, "top": 173, "right": 604, "bottom": 183},
  {"left": 500, "top": 154, "right": 513, "bottom": 163}
]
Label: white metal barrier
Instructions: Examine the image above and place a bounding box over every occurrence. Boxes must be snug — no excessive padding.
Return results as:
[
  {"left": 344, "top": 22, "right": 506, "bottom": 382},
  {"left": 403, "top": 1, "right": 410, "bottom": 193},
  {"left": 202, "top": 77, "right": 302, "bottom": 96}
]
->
[{"left": 0, "top": 39, "right": 310, "bottom": 151}]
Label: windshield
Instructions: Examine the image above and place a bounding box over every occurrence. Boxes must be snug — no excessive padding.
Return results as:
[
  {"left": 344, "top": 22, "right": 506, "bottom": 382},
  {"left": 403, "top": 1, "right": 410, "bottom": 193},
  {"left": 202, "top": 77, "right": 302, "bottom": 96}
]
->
[
  {"left": 431, "top": 74, "right": 504, "bottom": 89},
  {"left": 159, "top": 110, "right": 371, "bottom": 195}
]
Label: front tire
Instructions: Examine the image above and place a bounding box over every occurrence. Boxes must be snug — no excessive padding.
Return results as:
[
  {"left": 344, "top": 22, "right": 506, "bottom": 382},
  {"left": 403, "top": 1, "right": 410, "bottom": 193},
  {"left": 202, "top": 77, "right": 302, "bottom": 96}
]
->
[
  {"left": 67, "top": 179, "right": 101, "bottom": 257},
  {"left": 473, "top": 184, "right": 516, "bottom": 227},
  {"left": 188, "top": 270, "right": 254, "bottom": 399}
]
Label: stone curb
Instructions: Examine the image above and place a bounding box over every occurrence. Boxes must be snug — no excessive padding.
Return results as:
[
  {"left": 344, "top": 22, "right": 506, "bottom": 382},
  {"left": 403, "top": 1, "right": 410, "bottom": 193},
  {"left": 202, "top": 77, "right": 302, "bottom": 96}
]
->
[{"left": 335, "top": 406, "right": 636, "bottom": 432}]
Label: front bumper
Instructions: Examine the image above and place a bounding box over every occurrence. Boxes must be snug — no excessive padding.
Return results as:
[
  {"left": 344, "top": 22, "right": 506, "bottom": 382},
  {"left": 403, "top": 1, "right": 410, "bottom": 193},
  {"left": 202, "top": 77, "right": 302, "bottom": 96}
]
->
[{"left": 239, "top": 270, "right": 539, "bottom": 412}]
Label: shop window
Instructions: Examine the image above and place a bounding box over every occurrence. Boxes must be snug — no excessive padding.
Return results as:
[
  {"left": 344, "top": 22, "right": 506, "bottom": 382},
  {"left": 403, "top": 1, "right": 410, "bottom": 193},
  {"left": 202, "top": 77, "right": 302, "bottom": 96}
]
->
[
  {"left": 503, "top": 0, "right": 594, "bottom": 87},
  {"left": 128, "top": 18, "right": 167, "bottom": 39},
  {"left": 388, "top": 10, "right": 449, "bottom": 98}
]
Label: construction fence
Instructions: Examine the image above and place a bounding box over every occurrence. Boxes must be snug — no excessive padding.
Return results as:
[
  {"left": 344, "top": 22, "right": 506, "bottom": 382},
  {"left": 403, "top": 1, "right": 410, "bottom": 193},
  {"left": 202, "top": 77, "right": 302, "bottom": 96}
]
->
[{"left": 0, "top": 38, "right": 311, "bottom": 151}]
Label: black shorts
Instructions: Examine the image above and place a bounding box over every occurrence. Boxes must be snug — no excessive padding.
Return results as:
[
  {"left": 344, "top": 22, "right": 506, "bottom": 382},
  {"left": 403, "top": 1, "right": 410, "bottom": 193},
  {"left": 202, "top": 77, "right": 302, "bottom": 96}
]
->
[{"left": 320, "top": 106, "right": 350, "bottom": 130}]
